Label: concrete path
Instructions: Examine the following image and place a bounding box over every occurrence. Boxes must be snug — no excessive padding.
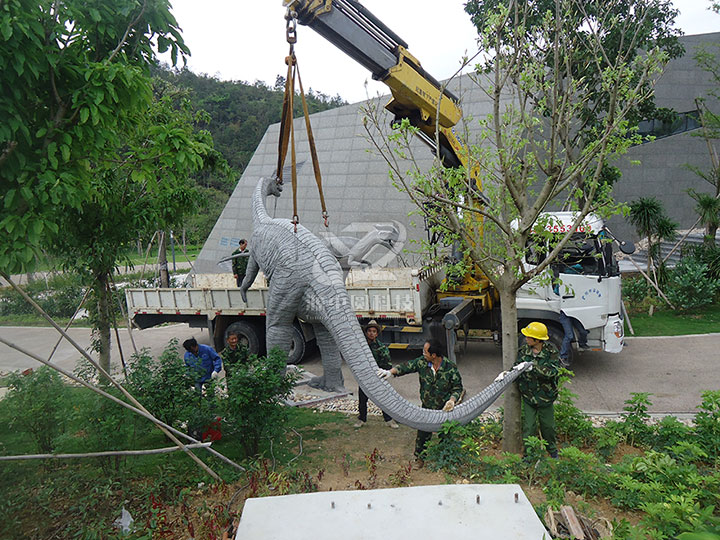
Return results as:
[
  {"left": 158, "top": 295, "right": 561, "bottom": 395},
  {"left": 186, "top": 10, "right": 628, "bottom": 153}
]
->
[
  {"left": 1, "top": 325, "right": 718, "bottom": 414},
  {"left": 301, "top": 334, "right": 720, "bottom": 415}
]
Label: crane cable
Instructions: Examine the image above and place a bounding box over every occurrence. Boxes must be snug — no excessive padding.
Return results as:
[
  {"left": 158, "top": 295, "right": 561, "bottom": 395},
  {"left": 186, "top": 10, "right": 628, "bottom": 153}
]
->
[{"left": 276, "top": 11, "right": 328, "bottom": 232}]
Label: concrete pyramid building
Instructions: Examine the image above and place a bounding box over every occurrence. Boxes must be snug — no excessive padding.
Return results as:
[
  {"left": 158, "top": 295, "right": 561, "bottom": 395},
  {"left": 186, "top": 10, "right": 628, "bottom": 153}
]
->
[{"left": 194, "top": 32, "right": 720, "bottom": 275}]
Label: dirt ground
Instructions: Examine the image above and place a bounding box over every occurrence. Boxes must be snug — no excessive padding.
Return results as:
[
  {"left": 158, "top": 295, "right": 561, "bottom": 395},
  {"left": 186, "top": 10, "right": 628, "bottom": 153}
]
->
[{"left": 167, "top": 411, "right": 641, "bottom": 539}]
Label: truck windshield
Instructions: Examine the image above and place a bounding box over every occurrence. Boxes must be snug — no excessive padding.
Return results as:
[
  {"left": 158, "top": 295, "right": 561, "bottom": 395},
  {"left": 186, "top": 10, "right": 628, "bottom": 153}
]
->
[{"left": 525, "top": 232, "right": 617, "bottom": 277}]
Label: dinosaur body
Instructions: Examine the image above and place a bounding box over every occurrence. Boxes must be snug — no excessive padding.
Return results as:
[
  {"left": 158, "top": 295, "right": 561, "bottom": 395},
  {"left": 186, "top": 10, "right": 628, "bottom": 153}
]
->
[{"left": 241, "top": 177, "right": 524, "bottom": 432}]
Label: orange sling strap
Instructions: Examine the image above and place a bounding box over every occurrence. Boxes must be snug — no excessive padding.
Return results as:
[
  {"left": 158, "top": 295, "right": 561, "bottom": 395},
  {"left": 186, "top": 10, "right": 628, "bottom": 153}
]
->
[{"left": 275, "top": 14, "right": 329, "bottom": 231}]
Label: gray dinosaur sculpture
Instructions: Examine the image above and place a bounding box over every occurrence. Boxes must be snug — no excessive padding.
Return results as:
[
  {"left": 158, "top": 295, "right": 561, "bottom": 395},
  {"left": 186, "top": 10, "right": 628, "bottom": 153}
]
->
[{"left": 240, "top": 176, "right": 527, "bottom": 432}]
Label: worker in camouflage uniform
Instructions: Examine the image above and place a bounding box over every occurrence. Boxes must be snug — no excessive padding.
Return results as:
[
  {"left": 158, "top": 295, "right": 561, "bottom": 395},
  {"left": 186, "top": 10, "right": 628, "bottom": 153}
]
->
[
  {"left": 221, "top": 332, "right": 249, "bottom": 381},
  {"left": 354, "top": 320, "right": 399, "bottom": 429},
  {"left": 379, "top": 339, "right": 463, "bottom": 466},
  {"left": 514, "top": 321, "right": 561, "bottom": 458},
  {"left": 231, "top": 239, "right": 248, "bottom": 287}
]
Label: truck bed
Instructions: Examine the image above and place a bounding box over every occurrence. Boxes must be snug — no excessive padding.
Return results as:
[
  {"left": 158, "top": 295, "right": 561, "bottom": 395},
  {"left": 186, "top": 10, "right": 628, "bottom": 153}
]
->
[{"left": 125, "top": 267, "right": 444, "bottom": 325}]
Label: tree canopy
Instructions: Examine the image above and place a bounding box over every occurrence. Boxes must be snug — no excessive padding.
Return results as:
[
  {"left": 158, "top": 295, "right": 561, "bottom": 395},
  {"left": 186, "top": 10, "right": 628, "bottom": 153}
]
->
[
  {"left": 0, "top": 0, "right": 189, "bottom": 274},
  {"left": 365, "top": 0, "right": 676, "bottom": 452}
]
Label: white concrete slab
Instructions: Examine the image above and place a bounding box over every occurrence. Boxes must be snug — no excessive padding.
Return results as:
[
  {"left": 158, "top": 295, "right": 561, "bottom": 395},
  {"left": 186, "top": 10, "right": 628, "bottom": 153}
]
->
[{"left": 236, "top": 484, "right": 548, "bottom": 540}]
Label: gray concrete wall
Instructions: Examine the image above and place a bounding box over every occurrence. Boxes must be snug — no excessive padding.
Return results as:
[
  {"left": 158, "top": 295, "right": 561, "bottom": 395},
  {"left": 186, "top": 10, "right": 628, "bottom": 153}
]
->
[{"left": 195, "top": 32, "right": 720, "bottom": 273}]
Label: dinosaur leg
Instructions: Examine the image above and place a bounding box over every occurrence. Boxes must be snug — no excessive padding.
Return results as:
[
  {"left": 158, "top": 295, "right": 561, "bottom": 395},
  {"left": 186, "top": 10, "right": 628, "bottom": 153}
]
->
[
  {"left": 307, "top": 324, "right": 346, "bottom": 393},
  {"left": 265, "top": 268, "right": 304, "bottom": 365}
]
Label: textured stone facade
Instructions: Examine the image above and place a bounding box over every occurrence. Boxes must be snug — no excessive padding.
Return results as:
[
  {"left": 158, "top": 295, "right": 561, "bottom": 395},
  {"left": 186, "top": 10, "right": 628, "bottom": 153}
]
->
[{"left": 195, "top": 32, "right": 720, "bottom": 274}]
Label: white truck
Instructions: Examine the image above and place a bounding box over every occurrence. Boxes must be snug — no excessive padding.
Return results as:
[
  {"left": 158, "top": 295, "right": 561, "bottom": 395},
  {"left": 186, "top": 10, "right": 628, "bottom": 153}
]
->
[{"left": 125, "top": 213, "right": 631, "bottom": 365}]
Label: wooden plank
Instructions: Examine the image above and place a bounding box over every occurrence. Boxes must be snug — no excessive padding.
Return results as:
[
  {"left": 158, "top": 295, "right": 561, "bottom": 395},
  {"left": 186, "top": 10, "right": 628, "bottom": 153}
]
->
[
  {"left": 560, "top": 506, "right": 585, "bottom": 540},
  {"left": 544, "top": 507, "right": 559, "bottom": 537}
]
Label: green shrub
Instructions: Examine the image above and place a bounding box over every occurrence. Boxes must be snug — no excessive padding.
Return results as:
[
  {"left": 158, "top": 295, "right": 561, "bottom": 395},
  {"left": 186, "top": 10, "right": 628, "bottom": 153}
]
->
[
  {"left": 641, "top": 494, "right": 717, "bottom": 540},
  {"left": 222, "top": 347, "right": 298, "bottom": 457},
  {"left": 424, "top": 421, "right": 474, "bottom": 473},
  {"left": 695, "top": 390, "right": 720, "bottom": 463},
  {"left": 551, "top": 446, "right": 608, "bottom": 496},
  {"left": 619, "top": 392, "right": 654, "bottom": 447},
  {"left": 57, "top": 388, "right": 141, "bottom": 473},
  {"left": 470, "top": 452, "right": 522, "bottom": 484},
  {"left": 666, "top": 441, "right": 708, "bottom": 465},
  {"left": 554, "top": 370, "right": 595, "bottom": 446},
  {"left": 665, "top": 257, "right": 720, "bottom": 311},
  {"left": 684, "top": 243, "right": 720, "bottom": 281},
  {"left": 124, "top": 340, "right": 208, "bottom": 433},
  {"left": 622, "top": 276, "right": 650, "bottom": 304},
  {"left": 653, "top": 416, "right": 691, "bottom": 451},
  {"left": 3, "top": 367, "right": 72, "bottom": 453},
  {"left": 0, "top": 273, "right": 85, "bottom": 319},
  {"left": 595, "top": 421, "right": 621, "bottom": 461}
]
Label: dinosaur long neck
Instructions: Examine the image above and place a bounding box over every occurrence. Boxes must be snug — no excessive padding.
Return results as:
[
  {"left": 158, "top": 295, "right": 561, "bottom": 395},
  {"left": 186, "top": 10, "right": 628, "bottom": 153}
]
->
[{"left": 252, "top": 177, "right": 275, "bottom": 225}]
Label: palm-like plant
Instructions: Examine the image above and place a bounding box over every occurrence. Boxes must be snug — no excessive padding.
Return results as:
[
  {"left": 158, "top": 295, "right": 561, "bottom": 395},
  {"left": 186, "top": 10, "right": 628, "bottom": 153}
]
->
[
  {"left": 688, "top": 189, "right": 720, "bottom": 246},
  {"left": 629, "top": 197, "right": 677, "bottom": 272}
]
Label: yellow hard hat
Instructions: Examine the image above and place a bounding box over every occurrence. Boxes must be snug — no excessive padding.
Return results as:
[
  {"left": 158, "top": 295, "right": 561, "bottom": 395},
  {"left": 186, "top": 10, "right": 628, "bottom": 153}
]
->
[{"left": 521, "top": 321, "right": 549, "bottom": 341}]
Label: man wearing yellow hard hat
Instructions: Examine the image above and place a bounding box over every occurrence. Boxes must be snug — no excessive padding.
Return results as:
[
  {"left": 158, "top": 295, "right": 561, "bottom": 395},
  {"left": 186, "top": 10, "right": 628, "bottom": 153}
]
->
[{"left": 514, "top": 321, "right": 561, "bottom": 458}]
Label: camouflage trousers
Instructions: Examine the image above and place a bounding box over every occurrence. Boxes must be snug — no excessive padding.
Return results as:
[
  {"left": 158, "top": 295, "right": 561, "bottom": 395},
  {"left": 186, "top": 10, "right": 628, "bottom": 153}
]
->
[
  {"left": 521, "top": 397, "right": 557, "bottom": 456},
  {"left": 415, "top": 429, "right": 449, "bottom": 458}
]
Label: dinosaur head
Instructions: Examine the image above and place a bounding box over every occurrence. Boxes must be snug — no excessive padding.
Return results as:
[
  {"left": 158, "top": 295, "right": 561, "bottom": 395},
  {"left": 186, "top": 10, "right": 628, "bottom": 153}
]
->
[{"left": 263, "top": 176, "right": 284, "bottom": 199}]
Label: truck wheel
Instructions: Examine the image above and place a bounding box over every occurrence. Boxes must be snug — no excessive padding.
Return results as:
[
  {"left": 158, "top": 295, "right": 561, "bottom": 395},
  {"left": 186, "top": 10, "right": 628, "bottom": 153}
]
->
[
  {"left": 224, "top": 321, "right": 262, "bottom": 357},
  {"left": 287, "top": 324, "right": 306, "bottom": 365}
]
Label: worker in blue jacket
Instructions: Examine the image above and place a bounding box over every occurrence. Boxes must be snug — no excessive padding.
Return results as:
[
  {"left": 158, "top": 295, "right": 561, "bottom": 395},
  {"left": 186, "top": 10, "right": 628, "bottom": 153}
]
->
[{"left": 183, "top": 337, "right": 222, "bottom": 391}]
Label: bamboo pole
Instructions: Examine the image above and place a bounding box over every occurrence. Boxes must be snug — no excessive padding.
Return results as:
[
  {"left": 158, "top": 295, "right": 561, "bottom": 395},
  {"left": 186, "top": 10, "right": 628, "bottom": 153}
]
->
[
  {"left": 0, "top": 335, "right": 245, "bottom": 472},
  {"left": 109, "top": 273, "right": 138, "bottom": 355},
  {"left": 0, "top": 443, "right": 212, "bottom": 461},
  {"left": 139, "top": 231, "right": 158, "bottom": 283},
  {"left": 106, "top": 280, "right": 128, "bottom": 378},
  {"left": 0, "top": 271, "right": 223, "bottom": 481},
  {"left": 620, "top": 256, "right": 675, "bottom": 309},
  {"left": 46, "top": 287, "right": 91, "bottom": 364}
]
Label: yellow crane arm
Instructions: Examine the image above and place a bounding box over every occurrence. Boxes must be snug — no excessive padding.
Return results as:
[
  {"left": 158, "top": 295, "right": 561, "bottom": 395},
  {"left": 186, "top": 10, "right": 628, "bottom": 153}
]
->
[{"left": 283, "top": 0, "right": 466, "bottom": 170}]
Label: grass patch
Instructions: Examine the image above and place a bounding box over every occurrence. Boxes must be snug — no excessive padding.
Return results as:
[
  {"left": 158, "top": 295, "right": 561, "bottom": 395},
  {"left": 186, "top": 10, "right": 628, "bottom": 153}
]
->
[
  {"left": 625, "top": 303, "right": 720, "bottom": 336},
  {"left": 0, "top": 315, "right": 95, "bottom": 327}
]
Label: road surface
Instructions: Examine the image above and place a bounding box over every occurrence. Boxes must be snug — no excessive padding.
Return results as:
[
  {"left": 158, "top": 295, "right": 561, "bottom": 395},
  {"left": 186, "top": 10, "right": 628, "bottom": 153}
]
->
[{"left": 1, "top": 324, "right": 717, "bottom": 414}]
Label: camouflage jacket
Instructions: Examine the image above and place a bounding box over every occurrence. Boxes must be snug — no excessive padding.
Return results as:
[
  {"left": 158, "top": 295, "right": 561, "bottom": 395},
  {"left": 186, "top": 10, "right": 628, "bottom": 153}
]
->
[
  {"left": 514, "top": 342, "right": 560, "bottom": 406},
  {"left": 231, "top": 248, "right": 249, "bottom": 276},
  {"left": 394, "top": 356, "right": 463, "bottom": 410},
  {"left": 221, "top": 343, "right": 249, "bottom": 373},
  {"left": 368, "top": 339, "right": 392, "bottom": 370}
]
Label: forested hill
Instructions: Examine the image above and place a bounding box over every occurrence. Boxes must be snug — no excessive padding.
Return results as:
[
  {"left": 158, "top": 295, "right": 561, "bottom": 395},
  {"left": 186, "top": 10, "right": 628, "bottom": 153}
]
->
[{"left": 154, "top": 66, "right": 346, "bottom": 180}]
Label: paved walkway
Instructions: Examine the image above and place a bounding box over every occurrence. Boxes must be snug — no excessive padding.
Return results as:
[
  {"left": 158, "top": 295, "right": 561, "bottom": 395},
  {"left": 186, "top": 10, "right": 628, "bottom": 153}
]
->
[{"left": 1, "top": 324, "right": 718, "bottom": 414}]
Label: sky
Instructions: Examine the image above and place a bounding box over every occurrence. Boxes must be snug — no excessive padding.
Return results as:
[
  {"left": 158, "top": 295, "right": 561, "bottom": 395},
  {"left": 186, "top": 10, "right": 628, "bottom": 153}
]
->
[{"left": 164, "top": 1, "right": 720, "bottom": 104}]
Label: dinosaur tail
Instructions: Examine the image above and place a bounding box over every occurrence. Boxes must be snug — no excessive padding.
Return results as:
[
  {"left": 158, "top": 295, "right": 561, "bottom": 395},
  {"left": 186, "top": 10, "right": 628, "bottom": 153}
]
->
[{"left": 308, "top": 286, "right": 524, "bottom": 432}]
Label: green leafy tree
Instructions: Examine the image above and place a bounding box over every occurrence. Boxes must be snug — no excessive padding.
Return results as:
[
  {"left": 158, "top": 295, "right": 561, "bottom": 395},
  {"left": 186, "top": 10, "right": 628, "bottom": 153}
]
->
[
  {"left": 465, "top": 0, "right": 683, "bottom": 200},
  {"left": 365, "top": 0, "right": 673, "bottom": 453},
  {"left": 47, "top": 80, "right": 224, "bottom": 371},
  {"left": 0, "top": 0, "right": 189, "bottom": 275},
  {"left": 154, "top": 67, "right": 346, "bottom": 178},
  {"left": 687, "top": 6, "right": 720, "bottom": 246}
]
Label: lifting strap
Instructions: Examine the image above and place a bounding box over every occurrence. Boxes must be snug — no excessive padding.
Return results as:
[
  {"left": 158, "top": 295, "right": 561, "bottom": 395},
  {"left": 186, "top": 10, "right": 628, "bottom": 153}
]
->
[{"left": 276, "top": 13, "right": 328, "bottom": 232}]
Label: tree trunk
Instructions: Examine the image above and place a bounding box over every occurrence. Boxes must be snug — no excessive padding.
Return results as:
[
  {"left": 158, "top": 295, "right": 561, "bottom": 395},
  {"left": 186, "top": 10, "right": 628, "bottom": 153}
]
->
[
  {"left": 706, "top": 225, "right": 717, "bottom": 247},
  {"left": 499, "top": 286, "right": 523, "bottom": 454},
  {"left": 158, "top": 230, "right": 170, "bottom": 288},
  {"left": 95, "top": 273, "right": 112, "bottom": 374}
]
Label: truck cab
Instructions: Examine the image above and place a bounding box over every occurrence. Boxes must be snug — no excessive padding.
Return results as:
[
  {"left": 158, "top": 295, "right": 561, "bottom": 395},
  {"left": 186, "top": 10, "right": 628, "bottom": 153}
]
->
[{"left": 517, "top": 212, "right": 625, "bottom": 359}]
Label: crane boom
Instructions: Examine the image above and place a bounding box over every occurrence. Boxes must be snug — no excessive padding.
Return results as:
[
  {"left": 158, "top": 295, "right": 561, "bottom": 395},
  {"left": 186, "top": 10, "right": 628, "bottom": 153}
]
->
[{"left": 283, "top": 0, "right": 467, "bottom": 169}]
